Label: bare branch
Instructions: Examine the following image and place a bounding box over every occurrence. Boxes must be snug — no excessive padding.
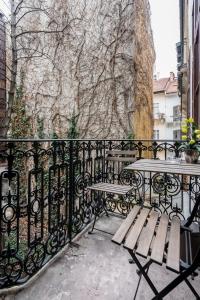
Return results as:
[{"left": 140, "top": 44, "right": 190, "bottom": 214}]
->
[{"left": 15, "top": 24, "right": 70, "bottom": 39}]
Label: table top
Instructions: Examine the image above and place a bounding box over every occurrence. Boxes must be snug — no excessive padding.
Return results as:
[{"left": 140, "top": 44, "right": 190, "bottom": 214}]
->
[{"left": 124, "top": 159, "right": 200, "bottom": 176}]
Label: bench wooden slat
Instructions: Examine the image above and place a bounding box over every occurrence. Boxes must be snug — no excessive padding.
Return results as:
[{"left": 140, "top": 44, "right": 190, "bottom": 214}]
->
[
  {"left": 87, "top": 184, "right": 133, "bottom": 192},
  {"left": 151, "top": 214, "right": 169, "bottom": 265},
  {"left": 88, "top": 183, "right": 133, "bottom": 190},
  {"left": 112, "top": 206, "right": 141, "bottom": 245},
  {"left": 87, "top": 183, "right": 134, "bottom": 195},
  {"left": 106, "top": 150, "right": 136, "bottom": 155},
  {"left": 125, "top": 160, "right": 200, "bottom": 176},
  {"left": 124, "top": 208, "right": 150, "bottom": 251},
  {"left": 166, "top": 217, "right": 180, "bottom": 272},
  {"left": 136, "top": 210, "right": 159, "bottom": 258},
  {"left": 106, "top": 157, "right": 136, "bottom": 162}
]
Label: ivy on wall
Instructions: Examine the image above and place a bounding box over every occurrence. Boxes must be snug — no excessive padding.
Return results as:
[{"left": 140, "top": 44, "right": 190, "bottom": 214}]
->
[
  {"left": 36, "top": 116, "right": 45, "bottom": 139},
  {"left": 10, "top": 72, "right": 33, "bottom": 138},
  {"left": 9, "top": 72, "right": 32, "bottom": 208},
  {"left": 67, "top": 112, "right": 79, "bottom": 139},
  {"left": 127, "top": 132, "right": 135, "bottom": 140}
]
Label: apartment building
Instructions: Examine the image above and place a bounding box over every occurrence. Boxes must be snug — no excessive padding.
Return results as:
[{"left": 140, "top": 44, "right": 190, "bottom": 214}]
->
[
  {"left": 178, "top": 0, "right": 200, "bottom": 122},
  {"left": 153, "top": 72, "right": 181, "bottom": 141}
]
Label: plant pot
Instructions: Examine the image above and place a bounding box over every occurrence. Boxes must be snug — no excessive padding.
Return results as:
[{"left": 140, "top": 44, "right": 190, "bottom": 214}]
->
[{"left": 184, "top": 149, "right": 200, "bottom": 164}]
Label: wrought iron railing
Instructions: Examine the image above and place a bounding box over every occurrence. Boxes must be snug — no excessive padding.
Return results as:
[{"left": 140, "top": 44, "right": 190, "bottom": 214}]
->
[{"left": 0, "top": 139, "right": 199, "bottom": 289}]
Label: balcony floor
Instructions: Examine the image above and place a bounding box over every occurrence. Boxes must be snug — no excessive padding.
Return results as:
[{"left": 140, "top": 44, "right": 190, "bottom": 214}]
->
[{"left": 16, "top": 215, "right": 200, "bottom": 300}]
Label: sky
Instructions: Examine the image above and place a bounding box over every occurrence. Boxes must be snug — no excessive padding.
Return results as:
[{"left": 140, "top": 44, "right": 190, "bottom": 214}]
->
[{"left": 149, "top": 0, "right": 180, "bottom": 79}]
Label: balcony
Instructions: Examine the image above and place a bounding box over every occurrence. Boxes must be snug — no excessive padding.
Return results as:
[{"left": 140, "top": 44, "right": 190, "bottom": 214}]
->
[
  {"left": 0, "top": 139, "right": 199, "bottom": 298},
  {"left": 154, "top": 112, "right": 166, "bottom": 122}
]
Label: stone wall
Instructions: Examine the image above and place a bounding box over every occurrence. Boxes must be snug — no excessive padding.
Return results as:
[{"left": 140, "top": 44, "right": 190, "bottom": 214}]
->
[
  {"left": 11, "top": 0, "right": 155, "bottom": 139},
  {"left": 132, "top": 0, "right": 155, "bottom": 140}
]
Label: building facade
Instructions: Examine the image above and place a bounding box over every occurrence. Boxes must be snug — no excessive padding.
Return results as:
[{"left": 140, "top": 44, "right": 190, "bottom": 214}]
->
[
  {"left": 153, "top": 72, "right": 181, "bottom": 141},
  {"left": 178, "top": 0, "right": 200, "bottom": 123}
]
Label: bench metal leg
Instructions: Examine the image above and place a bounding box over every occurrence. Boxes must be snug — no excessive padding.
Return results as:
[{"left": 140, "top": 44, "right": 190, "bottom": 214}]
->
[
  {"left": 129, "top": 251, "right": 200, "bottom": 300},
  {"left": 152, "top": 264, "right": 200, "bottom": 300},
  {"left": 127, "top": 249, "right": 159, "bottom": 298},
  {"left": 185, "top": 279, "right": 200, "bottom": 299},
  {"left": 133, "top": 263, "right": 152, "bottom": 300},
  {"left": 103, "top": 198, "right": 109, "bottom": 217},
  {"left": 136, "top": 260, "right": 153, "bottom": 275},
  {"left": 89, "top": 191, "right": 109, "bottom": 234},
  {"left": 88, "top": 214, "right": 97, "bottom": 234}
]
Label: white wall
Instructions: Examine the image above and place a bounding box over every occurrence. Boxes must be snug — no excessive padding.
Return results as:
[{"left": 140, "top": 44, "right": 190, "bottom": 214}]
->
[{"left": 153, "top": 92, "right": 181, "bottom": 140}]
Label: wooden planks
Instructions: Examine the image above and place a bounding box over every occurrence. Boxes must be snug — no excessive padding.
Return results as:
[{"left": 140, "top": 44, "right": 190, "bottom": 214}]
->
[
  {"left": 151, "top": 214, "right": 169, "bottom": 265},
  {"left": 112, "top": 205, "right": 181, "bottom": 273},
  {"left": 112, "top": 205, "right": 141, "bottom": 245},
  {"left": 106, "top": 157, "right": 136, "bottom": 162},
  {"left": 125, "top": 159, "right": 200, "bottom": 176},
  {"left": 105, "top": 150, "right": 136, "bottom": 163},
  {"left": 136, "top": 210, "right": 159, "bottom": 258},
  {"left": 106, "top": 150, "right": 136, "bottom": 155},
  {"left": 87, "top": 183, "right": 134, "bottom": 195},
  {"left": 124, "top": 208, "right": 150, "bottom": 251},
  {"left": 166, "top": 216, "right": 180, "bottom": 272}
]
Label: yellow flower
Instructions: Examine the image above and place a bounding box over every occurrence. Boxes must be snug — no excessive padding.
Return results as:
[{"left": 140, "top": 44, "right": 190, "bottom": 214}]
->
[
  {"left": 197, "top": 134, "right": 200, "bottom": 139},
  {"left": 188, "top": 117, "right": 194, "bottom": 123},
  {"left": 195, "top": 129, "right": 200, "bottom": 134},
  {"left": 181, "top": 126, "right": 188, "bottom": 133},
  {"left": 183, "top": 118, "right": 189, "bottom": 124},
  {"left": 182, "top": 135, "right": 187, "bottom": 140},
  {"left": 189, "top": 139, "right": 195, "bottom": 145}
]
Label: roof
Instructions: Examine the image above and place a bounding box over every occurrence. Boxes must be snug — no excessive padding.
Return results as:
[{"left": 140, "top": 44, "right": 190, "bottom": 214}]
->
[
  {"left": 153, "top": 76, "right": 178, "bottom": 94},
  {"left": 165, "top": 79, "right": 178, "bottom": 94},
  {"left": 153, "top": 78, "right": 169, "bottom": 93}
]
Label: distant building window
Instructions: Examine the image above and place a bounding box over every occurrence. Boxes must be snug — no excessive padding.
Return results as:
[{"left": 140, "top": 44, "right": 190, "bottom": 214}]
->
[
  {"left": 153, "top": 130, "right": 159, "bottom": 140},
  {"left": 176, "top": 42, "right": 182, "bottom": 67},
  {"left": 153, "top": 103, "right": 159, "bottom": 117},
  {"left": 173, "top": 105, "right": 181, "bottom": 121},
  {"left": 173, "top": 130, "right": 181, "bottom": 140}
]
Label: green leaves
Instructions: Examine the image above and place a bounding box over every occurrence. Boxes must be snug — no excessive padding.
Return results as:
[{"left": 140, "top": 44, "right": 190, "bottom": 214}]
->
[{"left": 180, "top": 118, "right": 200, "bottom": 152}]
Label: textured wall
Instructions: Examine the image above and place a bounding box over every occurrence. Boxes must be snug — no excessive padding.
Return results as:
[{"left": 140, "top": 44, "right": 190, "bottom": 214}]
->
[
  {"left": 14, "top": 0, "right": 155, "bottom": 139},
  {"left": 132, "top": 0, "right": 155, "bottom": 140}
]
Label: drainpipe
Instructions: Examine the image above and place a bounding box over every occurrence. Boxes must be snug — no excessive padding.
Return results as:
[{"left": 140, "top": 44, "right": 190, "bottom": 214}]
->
[{"left": 179, "top": 0, "right": 184, "bottom": 120}]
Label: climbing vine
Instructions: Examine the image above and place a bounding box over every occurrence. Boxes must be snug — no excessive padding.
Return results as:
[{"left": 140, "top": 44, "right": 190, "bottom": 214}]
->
[
  {"left": 127, "top": 132, "right": 135, "bottom": 140},
  {"left": 10, "top": 72, "right": 33, "bottom": 139},
  {"left": 67, "top": 112, "right": 79, "bottom": 139},
  {"left": 9, "top": 72, "right": 33, "bottom": 204},
  {"left": 37, "top": 116, "right": 45, "bottom": 139}
]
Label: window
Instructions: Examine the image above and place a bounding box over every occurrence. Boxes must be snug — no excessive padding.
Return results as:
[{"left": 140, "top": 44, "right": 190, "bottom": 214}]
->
[
  {"left": 153, "top": 103, "right": 159, "bottom": 116},
  {"left": 173, "top": 105, "right": 181, "bottom": 121},
  {"left": 153, "top": 130, "right": 159, "bottom": 140},
  {"left": 173, "top": 130, "right": 181, "bottom": 140}
]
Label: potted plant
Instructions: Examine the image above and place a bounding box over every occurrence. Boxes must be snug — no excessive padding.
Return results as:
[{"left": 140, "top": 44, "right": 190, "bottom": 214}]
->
[{"left": 180, "top": 118, "right": 200, "bottom": 163}]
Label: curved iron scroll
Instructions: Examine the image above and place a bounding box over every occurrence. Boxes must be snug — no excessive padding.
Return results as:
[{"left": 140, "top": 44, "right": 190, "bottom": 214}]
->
[{"left": 0, "top": 139, "right": 199, "bottom": 288}]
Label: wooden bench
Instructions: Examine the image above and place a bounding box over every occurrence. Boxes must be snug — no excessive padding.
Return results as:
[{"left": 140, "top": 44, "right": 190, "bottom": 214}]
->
[
  {"left": 112, "top": 196, "right": 200, "bottom": 299},
  {"left": 88, "top": 150, "right": 137, "bottom": 233},
  {"left": 106, "top": 150, "right": 137, "bottom": 163}
]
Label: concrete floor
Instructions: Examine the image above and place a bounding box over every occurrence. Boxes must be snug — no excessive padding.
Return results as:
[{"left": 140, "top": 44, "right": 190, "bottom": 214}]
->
[{"left": 15, "top": 215, "right": 200, "bottom": 300}]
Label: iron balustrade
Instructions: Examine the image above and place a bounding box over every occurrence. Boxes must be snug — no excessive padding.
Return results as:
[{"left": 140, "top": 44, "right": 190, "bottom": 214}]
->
[{"left": 0, "top": 139, "right": 199, "bottom": 289}]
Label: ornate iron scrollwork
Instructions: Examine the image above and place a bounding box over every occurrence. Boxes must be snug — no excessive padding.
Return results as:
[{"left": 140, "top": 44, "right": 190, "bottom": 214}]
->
[
  {"left": 0, "top": 139, "right": 199, "bottom": 288},
  {"left": 152, "top": 173, "right": 181, "bottom": 197}
]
